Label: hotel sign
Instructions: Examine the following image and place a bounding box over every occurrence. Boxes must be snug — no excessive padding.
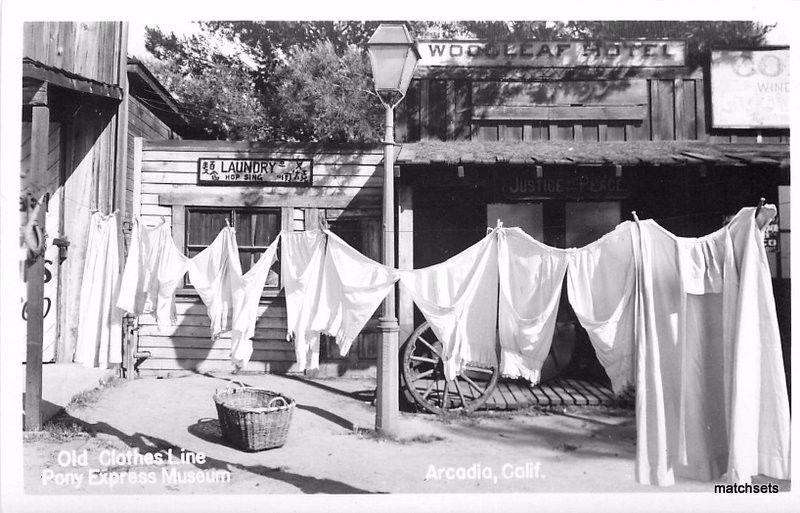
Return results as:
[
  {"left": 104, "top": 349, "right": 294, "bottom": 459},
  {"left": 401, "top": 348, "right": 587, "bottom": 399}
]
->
[
  {"left": 197, "top": 158, "right": 313, "bottom": 186},
  {"left": 417, "top": 40, "right": 686, "bottom": 68}
]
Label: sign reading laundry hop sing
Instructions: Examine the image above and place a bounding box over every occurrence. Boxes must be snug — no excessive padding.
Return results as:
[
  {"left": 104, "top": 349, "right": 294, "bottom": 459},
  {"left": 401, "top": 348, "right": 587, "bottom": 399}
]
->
[{"left": 197, "top": 158, "right": 313, "bottom": 186}]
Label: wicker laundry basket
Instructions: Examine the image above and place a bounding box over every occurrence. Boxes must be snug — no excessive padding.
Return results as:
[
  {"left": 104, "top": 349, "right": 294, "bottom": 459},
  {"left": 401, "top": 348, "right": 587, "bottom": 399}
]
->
[{"left": 213, "top": 382, "right": 295, "bottom": 451}]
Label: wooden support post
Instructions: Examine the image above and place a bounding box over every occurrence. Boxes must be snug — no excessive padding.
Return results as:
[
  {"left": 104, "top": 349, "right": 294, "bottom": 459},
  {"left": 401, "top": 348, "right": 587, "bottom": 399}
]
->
[
  {"left": 24, "top": 86, "right": 50, "bottom": 431},
  {"left": 397, "top": 185, "right": 414, "bottom": 344}
]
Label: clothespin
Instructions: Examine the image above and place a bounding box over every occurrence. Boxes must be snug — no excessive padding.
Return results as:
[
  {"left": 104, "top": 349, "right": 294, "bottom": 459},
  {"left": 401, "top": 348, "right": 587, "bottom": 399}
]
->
[
  {"left": 755, "top": 197, "right": 765, "bottom": 218},
  {"left": 488, "top": 218, "right": 503, "bottom": 234},
  {"left": 631, "top": 211, "right": 641, "bottom": 224},
  {"left": 160, "top": 215, "right": 167, "bottom": 225},
  {"left": 224, "top": 218, "right": 231, "bottom": 228}
]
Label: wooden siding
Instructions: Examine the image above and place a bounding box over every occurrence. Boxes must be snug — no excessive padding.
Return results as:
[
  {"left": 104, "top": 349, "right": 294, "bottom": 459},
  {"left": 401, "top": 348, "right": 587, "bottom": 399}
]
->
[
  {"left": 124, "top": 97, "right": 180, "bottom": 247},
  {"left": 398, "top": 75, "right": 789, "bottom": 143},
  {"left": 136, "top": 141, "right": 385, "bottom": 373},
  {"left": 23, "top": 22, "right": 125, "bottom": 86}
]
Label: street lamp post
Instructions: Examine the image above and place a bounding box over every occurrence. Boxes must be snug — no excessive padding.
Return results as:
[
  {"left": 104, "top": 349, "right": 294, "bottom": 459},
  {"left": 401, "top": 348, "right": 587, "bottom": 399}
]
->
[{"left": 366, "top": 24, "right": 419, "bottom": 435}]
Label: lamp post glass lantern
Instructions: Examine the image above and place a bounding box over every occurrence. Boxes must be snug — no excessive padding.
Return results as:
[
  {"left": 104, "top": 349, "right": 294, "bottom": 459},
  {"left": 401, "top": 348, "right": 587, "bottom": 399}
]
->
[{"left": 366, "top": 23, "right": 419, "bottom": 434}]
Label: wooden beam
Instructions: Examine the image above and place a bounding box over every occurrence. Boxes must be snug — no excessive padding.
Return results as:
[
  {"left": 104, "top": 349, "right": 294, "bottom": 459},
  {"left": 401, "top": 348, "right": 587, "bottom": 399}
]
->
[
  {"left": 24, "top": 100, "right": 50, "bottom": 431},
  {"left": 23, "top": 59, "right": 123, "bottom": 101},
  {"left": 157, "top": 188, "right": 382, "bottom": 209},
  {"left": 472, "top": 105, "right": 647, "bottom": 121},
  {"left": 170, "top": 205, "right": 186, "bottom": 254},
  {"left": 132, "top": 138, "right": 143, "bottom": 218}
]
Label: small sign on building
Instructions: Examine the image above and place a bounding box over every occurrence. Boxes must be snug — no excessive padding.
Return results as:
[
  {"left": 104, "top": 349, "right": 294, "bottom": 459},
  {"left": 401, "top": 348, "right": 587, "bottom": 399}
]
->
[
  {"left": 197, "top": 158, "right": 313, "bottom": 186},
  {"left": 710, "top": 48, "right": 790, "bottom": 129}
]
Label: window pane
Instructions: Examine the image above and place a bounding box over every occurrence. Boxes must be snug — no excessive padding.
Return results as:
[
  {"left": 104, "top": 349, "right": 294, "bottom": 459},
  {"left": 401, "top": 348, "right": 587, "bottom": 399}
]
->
[
  {"left": 239, "top": 251, "right": 252, "bottom": 274},
  {"left": 253, "top": 212, "right": 280, "bottom": 246},
  {"left": 253, "top": 249, "right": 280, "bottom": 288},
  {"left": 235, "top": 211, "right": 253, "bottom": 247},
  {"left": 187, "top": 209, "right": 230, "bottom": 245}
]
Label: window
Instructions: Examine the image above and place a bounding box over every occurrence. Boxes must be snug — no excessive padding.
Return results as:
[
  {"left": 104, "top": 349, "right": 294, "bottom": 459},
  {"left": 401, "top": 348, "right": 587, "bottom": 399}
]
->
[{"left": 185, "top": 207, "right": 281, "bottom": 289}]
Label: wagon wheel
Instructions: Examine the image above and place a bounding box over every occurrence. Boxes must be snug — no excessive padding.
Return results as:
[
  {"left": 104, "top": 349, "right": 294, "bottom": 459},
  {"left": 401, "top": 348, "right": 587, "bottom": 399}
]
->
[{"left": 401, "top": 321, "right": 500, "bottom": 414}]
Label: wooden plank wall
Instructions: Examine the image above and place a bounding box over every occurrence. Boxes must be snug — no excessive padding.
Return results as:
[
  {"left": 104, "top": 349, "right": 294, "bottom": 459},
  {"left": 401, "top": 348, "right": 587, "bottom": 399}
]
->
[
  {"left": 59, "top": 98, "right": 121, "bottom": 362},
  {"left": 136, "top": 141, "right": 384, "bottom": 373},
  {"left": 23, "top": 22, "right": 124, "bottom": 86},
  {"left": 124, "top": 97, "right": 180, "bottom": 247},
  {"left": 396, "top": 77, "right": 790, "bottom": 143}
]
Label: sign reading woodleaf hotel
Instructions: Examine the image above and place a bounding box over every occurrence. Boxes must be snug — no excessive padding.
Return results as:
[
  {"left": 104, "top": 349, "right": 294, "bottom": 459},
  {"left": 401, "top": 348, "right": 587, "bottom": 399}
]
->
[
  {"left": 417, "top": 40, "right": 687, "bottom": 67},
  {"left": 197, "top": 157, "right": 313, "bottom": 185}
]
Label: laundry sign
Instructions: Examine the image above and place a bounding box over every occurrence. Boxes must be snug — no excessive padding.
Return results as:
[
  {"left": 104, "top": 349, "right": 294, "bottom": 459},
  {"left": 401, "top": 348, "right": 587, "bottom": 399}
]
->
[
  {"left": 197, "top": 158, "right": 313, "bottom": 186},
  {"left": 417, "top": 40, "right": 686, "bottom": 68}
]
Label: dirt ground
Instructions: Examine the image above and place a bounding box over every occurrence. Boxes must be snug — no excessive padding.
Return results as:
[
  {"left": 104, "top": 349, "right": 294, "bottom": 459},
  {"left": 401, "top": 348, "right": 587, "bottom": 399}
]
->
[{"left": 23, "top": 373, "right": 788, "bottom": 494}]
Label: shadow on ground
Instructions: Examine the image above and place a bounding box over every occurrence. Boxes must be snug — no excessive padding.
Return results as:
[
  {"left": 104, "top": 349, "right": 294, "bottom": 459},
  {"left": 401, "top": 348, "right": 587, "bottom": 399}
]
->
[{"left": 49, "top": 410, "right": 377, "bottom": 494}]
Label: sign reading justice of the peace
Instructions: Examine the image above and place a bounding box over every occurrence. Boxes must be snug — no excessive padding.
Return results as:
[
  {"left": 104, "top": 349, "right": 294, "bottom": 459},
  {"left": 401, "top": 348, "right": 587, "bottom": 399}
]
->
[
  {"left": 417, "top": 40, "right": 686, "bottom": 68},
  {"left": 197, "top": 158, "right": 313, "bottom": 186},
  {"left": 497, "top": 170, "right": 628, "bottom": 200}
]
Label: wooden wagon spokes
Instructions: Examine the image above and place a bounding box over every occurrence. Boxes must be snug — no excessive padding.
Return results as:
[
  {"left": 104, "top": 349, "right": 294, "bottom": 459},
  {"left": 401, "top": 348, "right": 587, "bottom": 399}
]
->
[{"left": 400, "top": 321, "right": 500, "bottom": 414}]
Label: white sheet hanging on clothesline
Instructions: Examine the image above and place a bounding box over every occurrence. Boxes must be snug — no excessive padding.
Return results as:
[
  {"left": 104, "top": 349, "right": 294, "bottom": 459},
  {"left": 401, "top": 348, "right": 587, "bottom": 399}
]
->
[
  {"left": 566, "top": 221, "right": 638, "bottom": 394},
  {"left": 186, "top": 226, "right": 242, "bottom": 340},
  {"left": 398, "top": 230, "right": 499, "bottom": 381},
  {"left": 230, "top": 234, "right": 281, "bottom": 369},
  {"left": 117, "top": 219, "right": 189, "bottom": 327},
  {"left": 311, "top": 230, "right": 399, "bottom": 357},
  {"left": 74, "top": 212, "right": 123, "bottom": 368},
  {"left": 633, "top": 206, "right": 790, "bottom": 486},
  {"left": 281, "top": 230, "right": 327, "bottom": 371},
  {"left": 497, "top": 227, "right": 567, "bottom": 382}
]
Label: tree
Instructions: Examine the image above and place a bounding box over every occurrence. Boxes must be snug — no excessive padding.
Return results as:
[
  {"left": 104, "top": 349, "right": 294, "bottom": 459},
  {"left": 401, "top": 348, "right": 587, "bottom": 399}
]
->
[
  {"left": 270, "top": 41, "right": 383, "bottom": 143},
  {"left": 144, "top": 27, "right": 270, "bottom": 140},
  {"left": 144, "top": 21, "right": 775, "bottom": 142}
]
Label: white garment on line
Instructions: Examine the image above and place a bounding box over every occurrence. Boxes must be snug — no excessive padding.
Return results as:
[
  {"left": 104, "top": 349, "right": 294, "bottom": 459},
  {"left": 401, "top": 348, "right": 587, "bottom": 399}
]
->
[
  {"left": 724, "top": 206, "right": 790, "bottom": 484},
  {"left": 566, "top": 221, "right": 638, "bottom": 394},
  {"left": 281, "top": 230, "right": 327, "bottom": 371},
  {"left": 186, "top": 227, "right": 242, "bottom": 340},
  {"left": 497, "top": 227, "right": 567, "bottom": 382},
  {"left": 229, "top": 234, "right": 281, "bottom": 368},
  {"left": 634, "top": 207, "right": 790, "bottom": 486},
  {"left": 116, "top": 219, "right": 189, "bottom": 327},
  {"left": 74, "top": 212, "right": 123, "bottom": 367},
  {"left": 310, "top": 230, "right": 398, "bottom": 356},
  {"left": 399, "top": 231, "right": 499, "bottom": 381}
]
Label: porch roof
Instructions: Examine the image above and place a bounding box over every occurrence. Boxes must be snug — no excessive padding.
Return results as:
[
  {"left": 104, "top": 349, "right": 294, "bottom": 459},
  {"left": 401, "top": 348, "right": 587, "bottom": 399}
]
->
[{"left": 395, "top": 140, "right": 790, "bottom": 168}]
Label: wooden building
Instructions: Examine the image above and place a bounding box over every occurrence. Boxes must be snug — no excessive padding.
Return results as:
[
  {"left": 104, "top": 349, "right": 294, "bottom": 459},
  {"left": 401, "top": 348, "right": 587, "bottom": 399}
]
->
[
  {"left": 132, "top": 141, "right": 385, "bottom": 374},
  {"left": 393, "top": 39, "right": 791, "bottom": 384},
  {"left": 127, "top": 38, "right": 789, "bottom": 385},
  {"left": 20, "top": 23, "right": 198, "bottom": 428}
]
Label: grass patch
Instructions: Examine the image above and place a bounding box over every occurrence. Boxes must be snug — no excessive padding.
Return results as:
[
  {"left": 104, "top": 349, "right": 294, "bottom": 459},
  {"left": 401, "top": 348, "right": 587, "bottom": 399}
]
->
[
  {"left": 555, "top": 442, "right": 580, "bottom": 452},
  {"left": 348, "top": 426, "right": 446, "bottom": 445},
  {"left": 66, "top": 376, "right": 125, "bottom": 410},
  {"left": 24, "top": 412, "right": 88, "bottom": 443}
]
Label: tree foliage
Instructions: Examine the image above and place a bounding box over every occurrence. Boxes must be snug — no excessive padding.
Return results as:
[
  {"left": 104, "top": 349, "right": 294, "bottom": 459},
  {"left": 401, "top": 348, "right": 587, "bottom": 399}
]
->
[{"left": 144, "top": 20, "right": 775, "bottom": 142}]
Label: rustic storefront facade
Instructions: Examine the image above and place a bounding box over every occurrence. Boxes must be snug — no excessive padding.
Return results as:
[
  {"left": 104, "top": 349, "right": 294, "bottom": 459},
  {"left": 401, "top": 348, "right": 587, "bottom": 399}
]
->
[{"left": 126, "top": 38, "right": 789, "bottom": 387}]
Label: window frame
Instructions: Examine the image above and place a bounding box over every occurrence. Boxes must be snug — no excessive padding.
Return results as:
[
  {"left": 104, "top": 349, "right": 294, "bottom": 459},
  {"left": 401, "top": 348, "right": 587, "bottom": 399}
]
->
[{"left": 180, "top": 206, "right": 282, "bottom": 298}]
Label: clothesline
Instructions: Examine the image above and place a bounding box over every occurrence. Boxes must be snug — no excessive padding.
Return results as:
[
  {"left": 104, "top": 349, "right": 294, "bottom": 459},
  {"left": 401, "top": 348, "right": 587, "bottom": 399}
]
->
[{"left": 76, "top": 204, "right": 789, "bottom": 489}]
